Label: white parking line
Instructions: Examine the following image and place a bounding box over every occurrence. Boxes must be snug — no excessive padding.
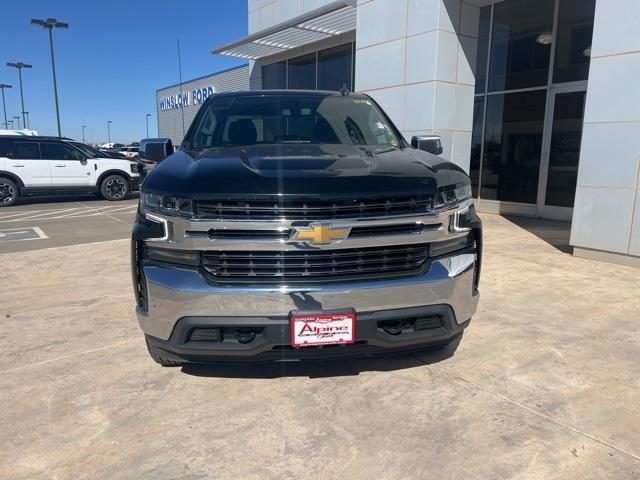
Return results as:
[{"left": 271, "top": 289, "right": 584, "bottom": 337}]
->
[
  {"left": 51, "top": 205, "right": 129, "bottom": 219},
  {"left": 0, "top": 209, "right": 47, "bottom": 220},
  {"left": 3, "top": 207, "right": 81, "bottom": 222},
  {"left": 0, "top": 226, "right": 48, "bottom": 242},
  {"left": 0, "top": 206, "right": 137, "bottom": 222},
  {"left": 84, "top": 205, "right": 137, "bottom": 216}
]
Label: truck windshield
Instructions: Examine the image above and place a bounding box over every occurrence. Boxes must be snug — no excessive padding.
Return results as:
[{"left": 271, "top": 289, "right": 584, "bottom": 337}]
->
[{"left": 188, "top": 95, "right": 402, "bottom": 150}]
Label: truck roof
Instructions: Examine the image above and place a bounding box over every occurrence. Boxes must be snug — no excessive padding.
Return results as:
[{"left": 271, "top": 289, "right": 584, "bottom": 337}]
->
[{"left": 210, "top": 89, "right": 367, "bottom": 99}]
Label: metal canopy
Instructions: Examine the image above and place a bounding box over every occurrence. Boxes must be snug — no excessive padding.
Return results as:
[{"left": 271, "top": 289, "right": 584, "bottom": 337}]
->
[{"left": 212, "top": 0, "right": 356, "bottom": 60}]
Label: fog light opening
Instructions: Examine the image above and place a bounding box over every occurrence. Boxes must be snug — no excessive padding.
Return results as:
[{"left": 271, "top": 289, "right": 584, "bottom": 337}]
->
[{"left": 188, "top": 327, "right": 222, "bottom": 342}]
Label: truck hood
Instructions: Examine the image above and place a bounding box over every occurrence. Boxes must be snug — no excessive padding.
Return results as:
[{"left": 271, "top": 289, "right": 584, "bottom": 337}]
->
[{"left": 142, "top": 144, "right": 469, "bottom": 199}]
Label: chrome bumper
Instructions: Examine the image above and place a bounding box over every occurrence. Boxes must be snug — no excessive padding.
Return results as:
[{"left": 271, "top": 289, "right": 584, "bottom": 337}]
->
[{"left": 137, "top": 253, "right": 479, "bottom": 341}]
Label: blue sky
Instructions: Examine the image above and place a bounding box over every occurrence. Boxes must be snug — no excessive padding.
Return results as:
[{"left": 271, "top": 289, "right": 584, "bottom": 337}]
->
[{"left": 1, "top": 0, "right": 248, "bottom": 143}]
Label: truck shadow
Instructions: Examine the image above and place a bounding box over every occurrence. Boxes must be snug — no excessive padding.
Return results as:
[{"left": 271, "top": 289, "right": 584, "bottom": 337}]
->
[{"left": 180, "top": 334, "right": 462, "bottom": 379}]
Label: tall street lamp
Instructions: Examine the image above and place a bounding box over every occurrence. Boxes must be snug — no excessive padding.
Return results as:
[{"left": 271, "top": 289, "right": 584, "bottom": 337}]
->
[
  {"left": 7, "top": 120, "right": 13, "bottom": 129},
  {"left": 31, "top": 18, "right": 68, "bottom": 137},
  {"left": 145, "top": 113, "right": 151, "bottom": 138},
  {"left": 24, "top": 112, "right": 30, "bottom": 129},
  {"left": 13, "top": 116, "right": 21, "bottom": 130},
  {"left": 82, "top": 125, "right": 86, "bottom": 142},
  {"left": 0, "top": 83, "right": 11, "bottom": 129},
  {"left": 107, "top": 120, "right": 112, "bottom": 144},
  {"left": 6, "top": 62, "right": 32, "bottom": 127}
]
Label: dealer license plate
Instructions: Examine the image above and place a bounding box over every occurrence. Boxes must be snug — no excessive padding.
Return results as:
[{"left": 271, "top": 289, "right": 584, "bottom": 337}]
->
[{"left": 290, "top": 312, "right": 356, "bottom": 348}]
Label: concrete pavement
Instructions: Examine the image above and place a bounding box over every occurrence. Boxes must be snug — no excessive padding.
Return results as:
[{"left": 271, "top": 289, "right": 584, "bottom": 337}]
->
[{"left": 0, "top": 214, "right": 639, "bottom": 479}]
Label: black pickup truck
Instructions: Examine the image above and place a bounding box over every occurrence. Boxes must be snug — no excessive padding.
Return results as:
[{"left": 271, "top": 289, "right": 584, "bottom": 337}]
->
[{"left": 132, "top": 90, "right": 481, "bottom": 366}]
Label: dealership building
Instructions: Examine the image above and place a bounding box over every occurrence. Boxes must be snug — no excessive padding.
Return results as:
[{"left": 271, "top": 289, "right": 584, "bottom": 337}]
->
[{"left": 156, "top": 0, "right": 640, "bottom": 267}]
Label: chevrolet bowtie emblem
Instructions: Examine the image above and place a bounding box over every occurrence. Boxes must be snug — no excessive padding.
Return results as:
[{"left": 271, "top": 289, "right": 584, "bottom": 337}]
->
[{"left": 289, "top": 223, "right": 351, "bottom": 246}]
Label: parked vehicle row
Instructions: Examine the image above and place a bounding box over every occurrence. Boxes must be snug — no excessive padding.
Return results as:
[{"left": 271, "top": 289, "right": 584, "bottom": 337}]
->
[
  {"left": 0, "top": 135, "right": 144, "bottom": 206},
  {"left": 119, "top": 146, "right": 140, "bottom": 159}
]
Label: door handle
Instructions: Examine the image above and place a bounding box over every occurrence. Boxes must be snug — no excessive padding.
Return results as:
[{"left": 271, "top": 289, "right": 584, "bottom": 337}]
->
[
  {"left": 11, "top": 163, "right": 25, "bottom": 167},
  {"left": 53, "top": 164, "right": 66, "bottom": 167}
]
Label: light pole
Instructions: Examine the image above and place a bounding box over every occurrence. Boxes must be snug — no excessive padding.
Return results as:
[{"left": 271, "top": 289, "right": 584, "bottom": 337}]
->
[
  {"left": 0, "top": 83, "right": 11, "bottom": 129},
  {"left": 24, "top": 112, "right": 30, "bottom": 129},
  {"left": 82, "top": 125, "right": 86, "bottom": 142},
  {"left": 107, "top": 120, "right": 112, "bottom": 144},
  {"left": 7, "top": 120, "right": 13, "bottom": 129},
  {"left": 6, "top": 62, "right": 32, "bottom": 127},
  {"left": 31, "top": 18, "right": 68, "bottom": 137},
  {"left": 145, "top": 113, "right": 151, "bottom": 138},
  {"left": 13, "top": 116, "right": 20, "bottom": 130}
]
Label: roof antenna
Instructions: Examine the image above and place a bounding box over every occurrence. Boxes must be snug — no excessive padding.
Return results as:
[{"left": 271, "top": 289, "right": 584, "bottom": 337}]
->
[{"left": 340, "top": 83, "right": 350, "bottom": 96}]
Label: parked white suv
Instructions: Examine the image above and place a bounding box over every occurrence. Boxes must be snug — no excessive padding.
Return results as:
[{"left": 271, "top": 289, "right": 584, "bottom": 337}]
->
[
  {"left": 119, "top": 146, "right": 140, "bottom": 159},
  {"left": 0, "top": 136, "right": 142, "bottom": 206}
]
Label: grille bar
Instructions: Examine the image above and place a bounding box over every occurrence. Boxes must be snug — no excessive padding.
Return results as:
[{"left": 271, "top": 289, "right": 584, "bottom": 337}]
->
[
  {"left": 201, "top": 244, "right": 429, "bottom": 284},
  {"left": 186, "top": 224, "right": 442, "bottom": 242},
  {"left": 196, "top": 196, "right": 434, "bottom": 220}
]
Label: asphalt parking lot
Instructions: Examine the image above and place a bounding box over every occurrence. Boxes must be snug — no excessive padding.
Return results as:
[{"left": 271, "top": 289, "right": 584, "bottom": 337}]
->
[
  {"left": 0, "top": 194, "right": 138, "bottom": 253},
  {"left": 1, "top": 208, "right": 639, "bottom": 479}
]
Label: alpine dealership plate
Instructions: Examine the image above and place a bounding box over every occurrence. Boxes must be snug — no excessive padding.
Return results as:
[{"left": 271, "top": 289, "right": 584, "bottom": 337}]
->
[{"left": 290, "top": 311, "right": 356, "bottom": 348}]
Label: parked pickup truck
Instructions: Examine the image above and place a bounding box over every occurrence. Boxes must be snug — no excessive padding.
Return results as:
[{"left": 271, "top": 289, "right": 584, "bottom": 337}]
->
[{"left": 132, "top": 90, "right": 482, "bottom": 366}]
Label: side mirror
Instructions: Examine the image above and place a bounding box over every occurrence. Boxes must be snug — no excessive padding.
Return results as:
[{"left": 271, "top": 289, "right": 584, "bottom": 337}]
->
[
  {"left": 139, "top": 138, "right": 174, "bottom": 163},
  {"left": 411, "top": 135, "right": 443, "bottom": 156}
]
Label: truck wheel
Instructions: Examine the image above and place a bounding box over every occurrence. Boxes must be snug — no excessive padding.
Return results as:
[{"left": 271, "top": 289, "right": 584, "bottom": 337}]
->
[
  {"left": 145, "top": 336, "right": 184, "bottom": 367},
  {"left": 100, "top": 174, "right": 129, "bottom": 201},
  {"left": 0, "top": 178, "right": 19, "bottom": 207}
]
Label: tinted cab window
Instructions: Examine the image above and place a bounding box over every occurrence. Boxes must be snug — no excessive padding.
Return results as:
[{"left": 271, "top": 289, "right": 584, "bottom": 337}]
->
[
  {"left": 0, "top": 138, "right": 12, "bottom": 157},
  {"left": 12, "top": 141, "right": 41, "bottom": 159},
  {"left": 40, "top": 142, "right": 85, "bottom": 161}
]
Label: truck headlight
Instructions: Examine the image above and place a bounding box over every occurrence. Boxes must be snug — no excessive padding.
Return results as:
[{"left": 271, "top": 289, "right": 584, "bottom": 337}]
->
[
  {"left": 142, "top": 193, "right": 194, "bottom": 216},
  {"left": 130, "top": 163, "right": 140, "bottom": 173},
  {"left": 435, "top": 184, "right": 472, "bottom": 209}
]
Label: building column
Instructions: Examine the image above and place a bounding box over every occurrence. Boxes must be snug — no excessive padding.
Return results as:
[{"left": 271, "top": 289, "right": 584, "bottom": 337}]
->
[
  {"left": 354, "top": 0, "right": 479, "bottom": 172},
  {"left": 570, "top": 0, "right": 640, "bottom": 266}
]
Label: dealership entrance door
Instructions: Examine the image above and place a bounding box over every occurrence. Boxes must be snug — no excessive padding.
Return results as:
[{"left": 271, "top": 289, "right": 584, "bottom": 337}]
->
[
  {"left": 537, "top": 85, "right": 587, "bottom": 220},
  {"left": 469, "top": 0, "right": 596, "bottom": 221}
]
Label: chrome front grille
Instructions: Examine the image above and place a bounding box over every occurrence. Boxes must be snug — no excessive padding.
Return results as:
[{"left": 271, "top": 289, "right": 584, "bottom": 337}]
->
[
  {"left": 196, "top": 196, "right": 434, "bottom": 220},
  {"left": 185, "top": 222, "right": 442, "bottom": 242},
  {"left": 144, "top": 199, "right": 476, "bottom": 286},
  {"left": 201, "top": 244, "right": 430, "bottom": 284}
]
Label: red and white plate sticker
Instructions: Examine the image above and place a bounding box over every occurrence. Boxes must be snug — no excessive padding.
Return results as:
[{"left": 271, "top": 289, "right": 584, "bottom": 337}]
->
[{"left": 291, "top": 313, "right": 356, "bottom": 348}]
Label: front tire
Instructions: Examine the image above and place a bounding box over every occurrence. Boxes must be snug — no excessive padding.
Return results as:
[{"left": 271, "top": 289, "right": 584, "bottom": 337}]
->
[
  {"left": 0, "top": 178, "right": 19, "bottom": 207},
  {"left": 100, "top": 174, "right": 129, "bottom": 201}
]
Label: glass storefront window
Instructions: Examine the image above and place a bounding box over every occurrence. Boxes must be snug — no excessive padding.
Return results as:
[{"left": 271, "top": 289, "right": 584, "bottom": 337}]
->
[
  {"left": 544, "top": 91, "right": 586, "bottom": 207},
  {"left": 474, "top": 6, "right": 491, "bottom": 94},
  {"left": 471, "top": 0, "right": 595, "bottom": 209},
  {"left": 488, "top": 0, "right": 555, "bottom": 92},
  {"left": 262, "top": 61, "right": 286, "bottom": 89},
  {"left": 481, "top": 90, "right": 547, "bottom": 204},
  {"left": 470, "top": 97, "right": 484, "bottom": 197},
  {"left": 553, "top": 0, "right": 596, "bottom": 83},
  {"left": 318, "top": 44, "right": 353, "bottom": 91},
  {"left": 288, "top": 53, "right": 316, "bottom": 90}
]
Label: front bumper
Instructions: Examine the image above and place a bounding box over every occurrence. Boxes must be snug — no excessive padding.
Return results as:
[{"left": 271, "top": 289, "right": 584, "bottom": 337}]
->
[
  {"left": 130, "top": 175, "right": 143, "bottom": 191},
  {"left": 136, "top": 253, "right": 479, "bottom": 361}
]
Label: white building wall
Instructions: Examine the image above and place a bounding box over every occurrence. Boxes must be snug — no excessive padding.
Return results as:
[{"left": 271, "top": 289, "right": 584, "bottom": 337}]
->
[
  {"left": 248, "top": 0, "right": 338, "bottom": 34},
  {"left": 570, "top": 0, "right": 640, "bottom": 265},
  {"left": 354, "top": 0, "right": 480, "bottom": 171},
  {"left": 247, "top": 0, "right": 340, "bottom": 89}
]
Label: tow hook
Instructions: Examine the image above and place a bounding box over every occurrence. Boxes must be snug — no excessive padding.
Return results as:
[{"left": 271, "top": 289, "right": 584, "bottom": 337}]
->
[{"left": 235, "top": 330, "right": 257, "bottom": 344}]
